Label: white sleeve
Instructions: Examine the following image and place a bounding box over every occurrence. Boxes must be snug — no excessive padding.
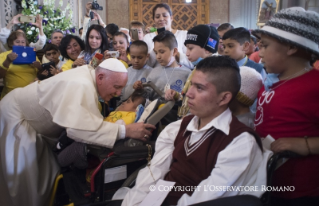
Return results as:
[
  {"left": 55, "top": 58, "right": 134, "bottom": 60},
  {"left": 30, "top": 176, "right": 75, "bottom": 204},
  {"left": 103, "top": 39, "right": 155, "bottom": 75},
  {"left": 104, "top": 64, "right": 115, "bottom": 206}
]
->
[
  {"left": 0, "top": 27, "right": 10, "bottom": 45},
  {"left": 143, "top": 33, "right": 155, "bottom": 54},
  {"left": 121, "top": 120, "right": 182, "bottom": 206},
  {"left": 66, "top": 120, "right": 120, "bottom": 148},
  {"left": 81, "top": 17, "right": 90, "bottom": 41},
  {"left": 177, "top": 132, "right": 265, "bottom": 206},
  {"left": 29, "top": 34, "right": 47, "bottom": 50}
]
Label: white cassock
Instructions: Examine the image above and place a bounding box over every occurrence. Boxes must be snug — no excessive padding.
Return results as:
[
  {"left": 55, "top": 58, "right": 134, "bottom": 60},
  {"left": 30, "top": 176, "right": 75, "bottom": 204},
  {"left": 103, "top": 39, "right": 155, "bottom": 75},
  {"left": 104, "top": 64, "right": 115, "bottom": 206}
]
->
[{"left": 0, "top": 65, "right": 121, "bottom": 206}]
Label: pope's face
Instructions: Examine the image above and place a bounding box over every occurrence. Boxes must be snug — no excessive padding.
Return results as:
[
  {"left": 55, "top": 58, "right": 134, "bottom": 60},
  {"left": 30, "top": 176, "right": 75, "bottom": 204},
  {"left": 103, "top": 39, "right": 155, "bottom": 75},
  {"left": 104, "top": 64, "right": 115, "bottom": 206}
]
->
[{"left": 96, "top": 71, "right": 128, "bottom": 102}]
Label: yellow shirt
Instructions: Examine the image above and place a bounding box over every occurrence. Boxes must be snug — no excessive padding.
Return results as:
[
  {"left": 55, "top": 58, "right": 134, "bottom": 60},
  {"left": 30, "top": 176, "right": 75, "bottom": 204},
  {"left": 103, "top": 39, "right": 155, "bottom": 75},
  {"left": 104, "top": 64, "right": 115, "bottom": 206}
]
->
[
  {"left": 0, "top": 50, "right": 39, "bottom": 99},
  {"left": 119, "top": 53, "right": 131, "bottom": 68},
  {"left": 61, "top": 59, "right": 74, "bottom": 72},
  {"left": 104, "top": 111, "right": 136, "bottom": 125}
]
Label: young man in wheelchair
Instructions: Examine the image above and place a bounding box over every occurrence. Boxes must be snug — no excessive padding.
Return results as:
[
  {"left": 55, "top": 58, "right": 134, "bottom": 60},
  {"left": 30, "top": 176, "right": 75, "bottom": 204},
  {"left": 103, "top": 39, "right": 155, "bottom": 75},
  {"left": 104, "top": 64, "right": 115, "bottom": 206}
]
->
[{"left": 106, "top": 56, "right": 271, "bottom": 206}]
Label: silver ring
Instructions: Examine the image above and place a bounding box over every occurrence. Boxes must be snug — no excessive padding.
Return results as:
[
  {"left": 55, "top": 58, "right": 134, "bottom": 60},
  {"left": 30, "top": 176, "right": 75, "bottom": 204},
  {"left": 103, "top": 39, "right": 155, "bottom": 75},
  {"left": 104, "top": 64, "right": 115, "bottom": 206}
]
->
[{"left": 144, "top": 135, "right": 149, "bottom": 139}]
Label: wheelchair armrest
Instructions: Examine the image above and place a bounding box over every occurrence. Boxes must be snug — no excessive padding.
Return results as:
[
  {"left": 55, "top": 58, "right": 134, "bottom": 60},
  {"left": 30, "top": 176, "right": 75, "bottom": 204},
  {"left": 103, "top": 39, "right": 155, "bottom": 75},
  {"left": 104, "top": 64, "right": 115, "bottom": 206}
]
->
[{"left": 112, "top": 140, "right": 155, "bottom": 158}]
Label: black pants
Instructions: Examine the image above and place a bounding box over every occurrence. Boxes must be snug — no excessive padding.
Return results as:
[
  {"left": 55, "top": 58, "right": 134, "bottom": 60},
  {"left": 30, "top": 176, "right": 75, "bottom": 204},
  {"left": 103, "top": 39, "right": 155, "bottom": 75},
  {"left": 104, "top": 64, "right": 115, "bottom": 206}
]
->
[{"left": 271, "top": 196, "right": 319, "bottom": 206}]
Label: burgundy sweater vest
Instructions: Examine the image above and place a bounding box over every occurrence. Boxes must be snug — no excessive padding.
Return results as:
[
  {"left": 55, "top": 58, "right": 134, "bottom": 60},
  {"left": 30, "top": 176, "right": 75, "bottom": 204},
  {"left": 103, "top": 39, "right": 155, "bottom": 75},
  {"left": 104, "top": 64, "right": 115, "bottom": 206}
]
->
[{"left": 164, "top": 114, "right": 262, "bottom": 205}]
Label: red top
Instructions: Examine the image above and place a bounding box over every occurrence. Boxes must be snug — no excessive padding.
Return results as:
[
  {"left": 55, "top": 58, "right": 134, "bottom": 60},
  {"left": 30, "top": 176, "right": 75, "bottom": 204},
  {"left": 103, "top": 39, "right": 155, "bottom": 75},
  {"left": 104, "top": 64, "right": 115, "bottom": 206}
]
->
[
  {"left": 255, "top": 69, "right": 319, "bottom": 199},
  {"left": 249, "top": 51, "right": 261, "bottom": 63}
]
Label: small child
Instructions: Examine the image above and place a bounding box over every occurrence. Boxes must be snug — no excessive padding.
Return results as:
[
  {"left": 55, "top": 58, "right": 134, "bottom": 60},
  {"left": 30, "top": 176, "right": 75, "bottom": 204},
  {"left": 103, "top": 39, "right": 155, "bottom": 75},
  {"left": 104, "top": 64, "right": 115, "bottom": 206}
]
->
[
  {"left": 229, "top": 66, "right": 262, "bottom": 129},
  {"left": 129, "top": 21, "right": 145, "bottom": 42},
  {"left": 121, "top": 40, "right": 152, "bottom": 101},
  {"left": 133, "top": 31, "right": 191, "bottom": 100},
  {"left": 164, "top": 24, "right": 220, "bottom": 118},
  {"left": 105, "top": 23, "right": 119, "bottom": 51},
  {"left": 57, "top": 89, "right": 147, "bottom": 168},
  {"left": 44, "top": 44, "right": 64, "bottom": 71},
  {"left": 105, "top": 89, "right": 147, "bottom": 125},
  {"left": 253, "top": 7, "right": 319, "bottom": 205},
  {"left": 222, "top": 27, "right": 266, "bottom": 79},
  {"left": 216, "top": 23, "right": 234, "bottom": 55}
]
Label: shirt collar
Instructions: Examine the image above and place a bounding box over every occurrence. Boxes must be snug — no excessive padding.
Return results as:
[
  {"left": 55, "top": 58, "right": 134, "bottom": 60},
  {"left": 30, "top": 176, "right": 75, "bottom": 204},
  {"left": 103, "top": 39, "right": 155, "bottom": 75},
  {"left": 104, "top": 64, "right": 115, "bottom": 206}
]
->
[
  {"left": 237, "top": 56, "right": 247, "bottom": 67},
  {"left": 185, "top": 108, "right": 232, "bottom": 135}
]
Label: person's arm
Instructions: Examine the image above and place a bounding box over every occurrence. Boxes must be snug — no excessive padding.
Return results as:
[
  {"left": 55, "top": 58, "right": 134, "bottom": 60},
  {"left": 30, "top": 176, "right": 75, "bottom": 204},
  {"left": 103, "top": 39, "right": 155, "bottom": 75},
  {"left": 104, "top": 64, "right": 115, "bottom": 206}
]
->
[
  {"left": 30, "top": 14, "right": 47, "bottom": 50},
  {"left": 271, "top": 137, "right": 319, "bottom": 156},
  {"left": 81, "top": 2, "right": 92, "bottom": 41},
  {"left": 177, "top": 132, "right": 270, "bottom": 206},
  {"left": 92, "top": 11, "right": 106, "bottom": 28},
  {"left": 0, "top": 14, "right": 22, "bottom": 45},
  {"left": 122, "top": 120, "right": 181, "bottom": 206},
  {"left": 0, "top": 66, "right": 7, "bottom": 78}
]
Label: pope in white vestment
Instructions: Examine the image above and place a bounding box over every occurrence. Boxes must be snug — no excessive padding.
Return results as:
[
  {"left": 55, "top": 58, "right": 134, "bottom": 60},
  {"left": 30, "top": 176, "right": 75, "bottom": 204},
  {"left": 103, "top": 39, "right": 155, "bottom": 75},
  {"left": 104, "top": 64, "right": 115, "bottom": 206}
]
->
[{"left": 0, "top": 59, "right": 145, "bottom": 206}]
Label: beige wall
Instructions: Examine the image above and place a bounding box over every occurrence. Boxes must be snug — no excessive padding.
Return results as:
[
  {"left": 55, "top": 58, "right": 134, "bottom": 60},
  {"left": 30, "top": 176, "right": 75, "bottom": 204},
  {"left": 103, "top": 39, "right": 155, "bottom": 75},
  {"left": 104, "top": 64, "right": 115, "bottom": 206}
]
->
[
  {"left": 209, "top": 0, "right": 229, "bottom": 24},
  {"left": 106, "top": 0, "right": 130, "bottom": 29}
]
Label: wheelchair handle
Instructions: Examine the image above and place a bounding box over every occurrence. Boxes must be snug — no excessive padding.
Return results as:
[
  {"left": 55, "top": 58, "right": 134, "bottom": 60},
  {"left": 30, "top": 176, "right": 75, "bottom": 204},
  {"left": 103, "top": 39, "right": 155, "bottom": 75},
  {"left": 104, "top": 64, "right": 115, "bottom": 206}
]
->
[{"left": 142, "top": 81, "right": 165, "bottom": 98}]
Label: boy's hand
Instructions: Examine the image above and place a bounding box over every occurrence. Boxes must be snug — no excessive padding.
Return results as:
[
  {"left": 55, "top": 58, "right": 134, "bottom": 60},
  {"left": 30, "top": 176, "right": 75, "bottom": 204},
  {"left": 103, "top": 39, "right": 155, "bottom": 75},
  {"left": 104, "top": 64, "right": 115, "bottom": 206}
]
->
[
  {"left": 271, "top": 138, "right": 309, "bottom": 156},
  {"left": 31, "top": 61, "right": 42, "bottom": 70},
  {"left": 165, "top": 89, "right": 177, "bottom": 101},
  {"left": 41, "top": 69, "right": 49, "bottom": 76},
  {"left": 50, "top": 65, "right": 59, "bottom": 75},
  {"left": 133, "top": 81, "right": 143, "bottom": 89},
  {"left": 72, "top": 57, "right": 86, "bottom": 68},
  {"left": 103, "top": 50, "right": 111, "bottom": 59}
]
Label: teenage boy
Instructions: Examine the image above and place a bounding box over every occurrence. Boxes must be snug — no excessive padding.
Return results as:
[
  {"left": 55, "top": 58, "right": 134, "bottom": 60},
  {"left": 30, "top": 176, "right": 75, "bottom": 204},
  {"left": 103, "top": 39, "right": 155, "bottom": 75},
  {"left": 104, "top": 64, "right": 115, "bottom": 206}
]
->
[
  {"left": 121, "top": 56, "right": 270, "bottom": 206},
  {"left": 165, "top": 24, "right": 219, "bottom": 118},
  {"left": 134, "top": 31, "right": 190, "bottom": 100},
  {"left": 121, "top": 40, "right": 152, "bottom": 101},
  {"left": 222, "top": 27, "right": 266, "bottom": 79},
  {"left": 129, "top": 21, "right": 145, "bottom": 41},
  {"left": 253, "top": 7, "right": 319, "bottom": 206}
]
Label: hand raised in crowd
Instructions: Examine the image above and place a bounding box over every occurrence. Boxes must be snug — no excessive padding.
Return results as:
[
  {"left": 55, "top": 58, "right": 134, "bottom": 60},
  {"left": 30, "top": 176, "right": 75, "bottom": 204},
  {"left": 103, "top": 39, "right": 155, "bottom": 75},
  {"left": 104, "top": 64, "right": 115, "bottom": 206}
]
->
[
  {"left": 31, "top": 61, "right": 42, "bottom": 70},
  {"left": 145, "top": 26, "right": 152, "bottom": 34},
  {"left": 103, "top": 50, "right": 112, "bottom": 59},
  {"left": 31, "top": 14, "right": 43, "bottom": 29},
  {"left": 133, "top": 80, "right": 143, "bottom": 90},
  {"left": 125, "top": 122, "right": 156, "bottom": 141},
  {"left": 85, "top": 2, "right": 92, "bottom": 17},
  {"left": 72, "top": 57, "right": 86, "bottom": 68},
  {"left": 165, "top": 89, "right": 178, "bottom": 101},
  {"left": 10, "top": 14, "right": 22, "bottom": 25}
]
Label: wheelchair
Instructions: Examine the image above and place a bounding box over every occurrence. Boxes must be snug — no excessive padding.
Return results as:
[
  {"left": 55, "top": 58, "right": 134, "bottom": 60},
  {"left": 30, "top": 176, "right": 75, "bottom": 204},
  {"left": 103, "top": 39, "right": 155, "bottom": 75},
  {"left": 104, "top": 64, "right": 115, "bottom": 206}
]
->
[{"left": 51, "top": 82, "right": 177, "bottom": 206}]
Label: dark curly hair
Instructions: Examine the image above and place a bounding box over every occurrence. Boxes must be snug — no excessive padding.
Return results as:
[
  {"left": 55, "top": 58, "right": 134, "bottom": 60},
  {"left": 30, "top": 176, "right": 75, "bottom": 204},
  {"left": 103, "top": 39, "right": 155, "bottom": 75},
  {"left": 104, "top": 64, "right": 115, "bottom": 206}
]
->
[{"left": 59, "top": 35, "right": 85, "bottom": 60}]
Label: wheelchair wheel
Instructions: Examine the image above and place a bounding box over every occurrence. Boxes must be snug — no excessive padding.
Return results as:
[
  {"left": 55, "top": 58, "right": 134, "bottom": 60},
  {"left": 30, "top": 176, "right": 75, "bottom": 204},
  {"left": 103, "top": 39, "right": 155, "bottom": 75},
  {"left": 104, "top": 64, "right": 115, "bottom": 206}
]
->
[{"left": 121, "top": 163, "right": 147, "bottom": 188}]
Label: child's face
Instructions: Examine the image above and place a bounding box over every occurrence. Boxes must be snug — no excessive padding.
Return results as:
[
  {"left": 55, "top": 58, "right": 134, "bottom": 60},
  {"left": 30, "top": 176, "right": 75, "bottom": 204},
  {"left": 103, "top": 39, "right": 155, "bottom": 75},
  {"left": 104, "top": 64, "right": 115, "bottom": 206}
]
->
[
  {"left": 153, "top": 42, "right": 176, "bottom": 67},
  {"left": 130, "top": 46, "right": 149, "bottom": 69},
  {"left": 223, "top": 38, "right": 248, "bottom": 61},
  {"left": 45, "top": 50, "right": 60, "bottom": 64},
  {"left": 113, "top": 35, "right": 128, "bottom": 52},
  {"left": 259, "top": 34, "right": 289, "bottom": 74},
  {"left": 117, "top": 97, "right": 142, "bottom": 112},
  {"left": 88, "top": 29, "right": 102, "bottom": 51},
  {"left": 217, "top": 29, "right": 231, "bottom": 54},
  {"left": 130, "top": 26, "right": 144, "bottom": 41},
  {"left": 186, "top": 44, "right": 207, "bottom": 62},
  {"left": 13, "top": 35, "right": 27, "bottom": 47}
]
